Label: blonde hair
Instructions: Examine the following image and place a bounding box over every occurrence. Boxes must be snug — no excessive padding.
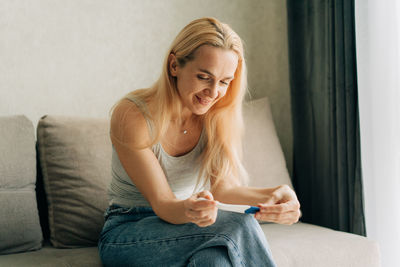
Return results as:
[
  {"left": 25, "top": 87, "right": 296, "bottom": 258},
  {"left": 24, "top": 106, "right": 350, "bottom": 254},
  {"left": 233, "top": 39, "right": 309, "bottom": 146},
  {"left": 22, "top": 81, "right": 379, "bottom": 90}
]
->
[{"left": 110, "top": 17, "right": 248, "bottom": 190}]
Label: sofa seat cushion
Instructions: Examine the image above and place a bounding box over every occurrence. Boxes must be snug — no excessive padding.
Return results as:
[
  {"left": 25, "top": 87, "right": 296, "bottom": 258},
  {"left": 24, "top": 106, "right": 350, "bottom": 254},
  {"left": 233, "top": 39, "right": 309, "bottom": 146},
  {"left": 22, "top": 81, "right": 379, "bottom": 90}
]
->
[
  {"left": 0, "top": 244, "right": 101, "bottom": 267},
  {"left": 0, "top": 115, "right": 43, "bottom": 255},
  {"left": 263, "top": 222, "right": 381, "bottom": 267},
  {"left": 0, "top": 223, "right": 380, "bottom": 267}
]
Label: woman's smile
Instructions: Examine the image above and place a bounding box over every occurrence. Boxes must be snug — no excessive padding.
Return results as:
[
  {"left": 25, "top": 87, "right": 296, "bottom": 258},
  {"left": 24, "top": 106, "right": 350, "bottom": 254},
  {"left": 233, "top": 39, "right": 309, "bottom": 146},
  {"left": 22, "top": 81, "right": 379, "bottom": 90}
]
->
[{"left": 195, "top": 95, "right": 212, "bottom": 106}]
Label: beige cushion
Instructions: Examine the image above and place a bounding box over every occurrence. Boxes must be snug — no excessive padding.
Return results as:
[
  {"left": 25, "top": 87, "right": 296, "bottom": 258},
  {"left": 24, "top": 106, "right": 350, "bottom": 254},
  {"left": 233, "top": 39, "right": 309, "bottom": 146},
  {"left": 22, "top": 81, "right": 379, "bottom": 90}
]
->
[
  {"left": 0, "top": 115, "right": 43, "bottom": 254},
  {"left": 0, "top": 245, "right": 101, "bottom": 266},
  {"left": 243, "top": 97, "right": 293, "bottom": 188},
  {"left": 262, "top": 222, "right": 381, "bottom": 267},
  {"left": 37, "top": 115, "right": 112, "bottom": 248}
]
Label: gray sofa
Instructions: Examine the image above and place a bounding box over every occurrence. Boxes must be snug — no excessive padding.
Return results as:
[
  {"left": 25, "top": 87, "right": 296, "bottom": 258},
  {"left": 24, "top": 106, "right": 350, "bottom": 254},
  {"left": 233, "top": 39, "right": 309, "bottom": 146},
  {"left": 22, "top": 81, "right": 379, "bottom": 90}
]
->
[{"left": 0, "top": 97, "right": 381, "bottom": 266}]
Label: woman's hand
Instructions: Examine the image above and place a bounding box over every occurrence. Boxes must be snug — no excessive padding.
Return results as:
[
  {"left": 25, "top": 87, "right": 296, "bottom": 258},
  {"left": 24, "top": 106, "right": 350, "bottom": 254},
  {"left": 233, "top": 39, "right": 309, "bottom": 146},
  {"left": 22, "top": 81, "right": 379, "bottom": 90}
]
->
[
  {"left": 255, "top": 185, "right": 301, "bottom": 225},
  {"left": 183, "top": 190, "right": 218, "bottom": 227}
]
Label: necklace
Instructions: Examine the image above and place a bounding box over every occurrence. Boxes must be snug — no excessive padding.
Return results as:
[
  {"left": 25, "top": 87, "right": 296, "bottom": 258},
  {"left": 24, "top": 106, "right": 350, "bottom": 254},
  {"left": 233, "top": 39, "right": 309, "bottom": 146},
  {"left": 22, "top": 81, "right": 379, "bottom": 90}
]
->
[{"left": 172, "top": 116, "right": 202, "bottom": 135}]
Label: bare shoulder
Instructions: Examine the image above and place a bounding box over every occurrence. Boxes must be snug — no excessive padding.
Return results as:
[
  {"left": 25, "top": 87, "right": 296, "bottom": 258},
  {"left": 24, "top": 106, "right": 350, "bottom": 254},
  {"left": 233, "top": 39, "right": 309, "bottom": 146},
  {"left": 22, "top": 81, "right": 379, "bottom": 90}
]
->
[{"left": 110, "top": 98, "right": 151, "bottom": 149}]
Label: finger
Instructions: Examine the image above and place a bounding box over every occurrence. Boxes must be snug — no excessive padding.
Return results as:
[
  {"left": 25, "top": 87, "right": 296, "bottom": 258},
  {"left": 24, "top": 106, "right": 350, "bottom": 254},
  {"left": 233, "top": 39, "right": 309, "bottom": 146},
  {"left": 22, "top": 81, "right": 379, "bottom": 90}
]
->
[
  {"left": 196, "top": 217, "right": 216, "bottom": 227},
  {"left": 196, "top": 190, "right": 214, "bottom": 201},
  {"left": 255, "top": 210, "right": 300, "bottom": 224},
  {"left": 265, "top": 184, "right": 298, "bottom": 206},
  {"left": 258, "top": 200, "right": 300, "bottom": 213},
  {"left": 187, "top": 208, "right": 217, "bottom": 220},
  {"left": 187, "top": 196, "right": 216, "bottom": 211},
  {"left": 278, "top": 212, "right": 300, "bottom": 225},
  {"left": 192, "top": 191, "right": 217, "bottom": 210},
  {"left": 190, "top": 210, "right": 208, "bottom": 219},
  {"left": 192, "top": 199, "right": 218, "bottom": 210}
]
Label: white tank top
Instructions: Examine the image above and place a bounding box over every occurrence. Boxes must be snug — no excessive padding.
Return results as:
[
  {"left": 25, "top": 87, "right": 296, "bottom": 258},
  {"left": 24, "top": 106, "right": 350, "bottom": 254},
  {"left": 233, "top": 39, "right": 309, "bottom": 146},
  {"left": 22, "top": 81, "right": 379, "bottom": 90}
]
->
[{"left": 107, "top": 96, "right": 207, "bottom": 208}]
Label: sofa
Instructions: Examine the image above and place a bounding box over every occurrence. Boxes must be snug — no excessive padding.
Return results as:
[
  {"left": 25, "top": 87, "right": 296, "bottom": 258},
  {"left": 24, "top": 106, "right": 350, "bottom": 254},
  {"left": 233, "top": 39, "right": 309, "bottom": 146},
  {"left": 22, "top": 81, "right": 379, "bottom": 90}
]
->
[{"left": 0, "top": 97, "right": 381, "bottom": 266}]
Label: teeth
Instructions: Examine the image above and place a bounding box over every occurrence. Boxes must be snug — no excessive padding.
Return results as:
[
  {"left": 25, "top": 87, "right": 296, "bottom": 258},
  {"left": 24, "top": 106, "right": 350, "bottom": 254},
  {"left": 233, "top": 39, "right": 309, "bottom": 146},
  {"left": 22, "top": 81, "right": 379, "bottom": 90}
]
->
[{"left": 197, "top": 96, "right": 210, "bottom": 105}]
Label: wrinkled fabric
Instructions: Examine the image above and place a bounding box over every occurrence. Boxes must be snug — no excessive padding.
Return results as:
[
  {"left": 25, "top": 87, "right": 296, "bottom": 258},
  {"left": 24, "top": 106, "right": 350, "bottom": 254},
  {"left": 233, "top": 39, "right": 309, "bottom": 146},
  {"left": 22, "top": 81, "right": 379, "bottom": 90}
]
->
[{"left": 98, "top": 205, "right": 276, "bottom": 267}]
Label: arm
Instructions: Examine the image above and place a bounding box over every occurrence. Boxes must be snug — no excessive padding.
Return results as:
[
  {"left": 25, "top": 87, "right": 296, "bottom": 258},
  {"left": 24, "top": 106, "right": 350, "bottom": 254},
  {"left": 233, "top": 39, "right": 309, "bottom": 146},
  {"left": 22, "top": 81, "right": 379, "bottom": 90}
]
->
[
  {"left": 211, "top": 178, "right": 273, "bottom": 206},
  {"left": 111, "top": 100, "right": 217, "bottom": 226},
  {"left": 211, "top": 178, "right": 301, "bottom": 225}
]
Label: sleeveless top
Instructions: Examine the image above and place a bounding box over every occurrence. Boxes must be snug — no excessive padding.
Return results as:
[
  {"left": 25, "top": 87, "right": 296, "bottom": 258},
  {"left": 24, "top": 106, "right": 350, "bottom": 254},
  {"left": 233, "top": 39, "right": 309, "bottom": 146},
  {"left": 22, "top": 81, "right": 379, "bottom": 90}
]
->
[{"left": 107, "top": 96, "right": 207, "bottom": 208}]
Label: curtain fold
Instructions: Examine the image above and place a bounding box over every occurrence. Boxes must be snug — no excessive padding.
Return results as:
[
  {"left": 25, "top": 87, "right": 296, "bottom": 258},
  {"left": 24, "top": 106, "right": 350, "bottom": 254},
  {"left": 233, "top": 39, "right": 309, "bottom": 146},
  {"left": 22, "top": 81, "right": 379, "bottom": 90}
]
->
[{"left": 287, "top": 0, "right": 366, "bottom": 235}]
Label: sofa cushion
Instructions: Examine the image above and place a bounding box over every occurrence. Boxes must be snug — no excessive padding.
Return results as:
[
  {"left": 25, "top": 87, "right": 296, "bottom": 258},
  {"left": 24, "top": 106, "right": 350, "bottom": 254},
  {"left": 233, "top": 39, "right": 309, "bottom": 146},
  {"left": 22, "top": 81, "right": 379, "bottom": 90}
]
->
[
  {"left": 0, "top": 244, "right": 101, "bottom": 267},
  {"left": 243, "top": 97, "right": 293, "bottom": 188},
  {"left": 0, "top": 115, "right": 43, "bottom": 254},
  {"left": 37, "top": 115, "right": 112, "bottom": 248},
  {"left": 261, "top": 222, "right": 381, "bottom": 267}
]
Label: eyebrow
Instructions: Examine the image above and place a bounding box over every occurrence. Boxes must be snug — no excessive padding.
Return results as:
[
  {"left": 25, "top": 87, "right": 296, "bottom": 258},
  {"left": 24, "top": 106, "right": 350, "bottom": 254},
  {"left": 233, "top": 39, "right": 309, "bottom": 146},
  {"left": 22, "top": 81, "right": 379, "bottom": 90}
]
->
[{"left": 198, "top": 68, "right": 234, "bottom": 80}]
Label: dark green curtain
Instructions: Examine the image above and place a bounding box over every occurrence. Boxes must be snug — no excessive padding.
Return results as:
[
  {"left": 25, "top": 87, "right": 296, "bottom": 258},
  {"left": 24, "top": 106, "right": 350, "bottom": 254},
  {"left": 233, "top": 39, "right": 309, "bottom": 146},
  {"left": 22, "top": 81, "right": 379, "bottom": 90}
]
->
[{"left": 287, "top": 0, "right": 366, "bottom": 236}]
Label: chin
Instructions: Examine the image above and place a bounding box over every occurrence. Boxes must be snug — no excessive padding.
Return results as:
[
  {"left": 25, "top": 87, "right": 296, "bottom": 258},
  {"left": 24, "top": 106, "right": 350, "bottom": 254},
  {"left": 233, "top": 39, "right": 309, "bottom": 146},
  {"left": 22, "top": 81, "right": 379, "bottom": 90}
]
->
[
  {"left": 195, "top": 102, "right": 215, "bottom": 115},
  {"left": 192, "top": 97, "right": 215, "bottom": 114},
  {"left": 192, "top": 107, "right": 209, "bottom": 115}
]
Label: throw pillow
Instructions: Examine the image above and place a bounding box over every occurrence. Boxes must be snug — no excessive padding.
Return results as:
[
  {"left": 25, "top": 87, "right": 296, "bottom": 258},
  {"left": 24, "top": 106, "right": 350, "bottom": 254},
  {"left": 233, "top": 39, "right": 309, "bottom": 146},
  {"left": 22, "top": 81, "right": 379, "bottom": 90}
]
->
[{"left": 37, "top": 115, "right": 111, "bottom": 248}]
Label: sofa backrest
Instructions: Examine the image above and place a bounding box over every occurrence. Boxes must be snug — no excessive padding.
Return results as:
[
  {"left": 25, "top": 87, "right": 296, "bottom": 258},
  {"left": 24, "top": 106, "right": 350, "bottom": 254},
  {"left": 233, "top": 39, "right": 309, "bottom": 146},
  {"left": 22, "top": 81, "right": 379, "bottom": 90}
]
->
[{"left": 243, "top": 97, "right": 292, "bottom": 189}]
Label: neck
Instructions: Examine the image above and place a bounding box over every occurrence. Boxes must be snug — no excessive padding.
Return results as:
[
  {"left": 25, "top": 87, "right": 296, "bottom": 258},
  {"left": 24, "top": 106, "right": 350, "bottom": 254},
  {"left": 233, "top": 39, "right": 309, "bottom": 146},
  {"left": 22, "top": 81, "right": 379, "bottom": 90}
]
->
[
  {"left": 170, "top": 110, "right": 203, "bottom": 137},
  {"left": 172, "top": 105, "right": 198, "bottom": 125}
]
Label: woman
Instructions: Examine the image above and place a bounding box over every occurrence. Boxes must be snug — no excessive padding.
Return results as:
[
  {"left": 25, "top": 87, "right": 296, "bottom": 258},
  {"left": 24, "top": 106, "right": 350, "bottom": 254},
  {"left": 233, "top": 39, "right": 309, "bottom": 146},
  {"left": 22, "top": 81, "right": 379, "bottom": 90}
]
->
[{"left": 98, "top": 17, "right": 300, "bottom": 267}]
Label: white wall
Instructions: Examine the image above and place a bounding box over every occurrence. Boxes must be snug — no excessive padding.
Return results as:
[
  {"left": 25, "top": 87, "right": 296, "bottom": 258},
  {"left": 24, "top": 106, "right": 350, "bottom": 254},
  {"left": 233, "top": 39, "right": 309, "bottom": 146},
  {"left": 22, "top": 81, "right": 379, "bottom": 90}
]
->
[
  {"left": 0, "top": 0, "right": 292, "bottom": 175},
  {"left": 355, "top": 0, "right": 400, "bottom": 266}
]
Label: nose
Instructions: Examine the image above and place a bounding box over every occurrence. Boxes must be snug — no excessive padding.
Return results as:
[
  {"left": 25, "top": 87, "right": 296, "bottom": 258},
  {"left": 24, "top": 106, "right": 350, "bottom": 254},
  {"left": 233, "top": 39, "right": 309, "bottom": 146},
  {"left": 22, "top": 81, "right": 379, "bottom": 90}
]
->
[{"left": 205, "top": 82, "right": 219, "bottom": 99}]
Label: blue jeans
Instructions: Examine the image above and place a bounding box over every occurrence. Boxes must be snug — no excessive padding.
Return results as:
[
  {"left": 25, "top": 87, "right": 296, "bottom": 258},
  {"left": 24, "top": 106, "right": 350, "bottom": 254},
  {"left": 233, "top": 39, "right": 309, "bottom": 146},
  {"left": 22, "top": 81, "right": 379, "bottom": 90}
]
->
[{"left": 98, "top": 205, "right": 277, "bottom": 267}]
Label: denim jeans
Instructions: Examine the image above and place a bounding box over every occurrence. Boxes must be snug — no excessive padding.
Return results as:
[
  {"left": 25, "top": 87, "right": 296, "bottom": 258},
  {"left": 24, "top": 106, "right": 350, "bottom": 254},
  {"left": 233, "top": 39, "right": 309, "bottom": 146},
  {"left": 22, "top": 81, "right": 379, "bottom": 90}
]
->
[{"left": 98, "top": 205, "right": 277, "bottom": 267}]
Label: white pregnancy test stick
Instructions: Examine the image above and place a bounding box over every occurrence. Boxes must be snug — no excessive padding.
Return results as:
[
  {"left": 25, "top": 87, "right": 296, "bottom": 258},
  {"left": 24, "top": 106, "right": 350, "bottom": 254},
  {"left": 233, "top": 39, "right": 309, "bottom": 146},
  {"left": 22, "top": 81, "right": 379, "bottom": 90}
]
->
[{"left": 197, "top": 198, "right": 260, "bottom": 214}]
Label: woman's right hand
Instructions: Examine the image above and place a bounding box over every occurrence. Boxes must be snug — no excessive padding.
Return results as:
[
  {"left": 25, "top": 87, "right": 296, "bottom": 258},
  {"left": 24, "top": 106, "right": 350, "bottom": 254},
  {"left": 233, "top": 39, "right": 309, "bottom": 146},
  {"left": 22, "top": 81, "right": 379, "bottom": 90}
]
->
[{"left": 183, "top": 191, "right": 218, "bottom": 227}]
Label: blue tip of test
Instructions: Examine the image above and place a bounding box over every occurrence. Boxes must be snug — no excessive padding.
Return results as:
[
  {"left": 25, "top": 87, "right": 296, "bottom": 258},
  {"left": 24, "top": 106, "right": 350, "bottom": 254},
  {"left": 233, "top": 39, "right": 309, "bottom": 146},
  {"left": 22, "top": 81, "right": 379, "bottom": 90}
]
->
[{"left": 244, "top": 206, "right": 260, "bottom": 214}]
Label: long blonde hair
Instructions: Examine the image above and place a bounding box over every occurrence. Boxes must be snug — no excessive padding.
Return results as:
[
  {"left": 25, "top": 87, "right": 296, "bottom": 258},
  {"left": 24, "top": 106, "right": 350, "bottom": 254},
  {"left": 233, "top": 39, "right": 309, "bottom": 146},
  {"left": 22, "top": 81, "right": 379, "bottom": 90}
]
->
[{"left": 110, "top": 17, "right": 248, "bottom": 190}]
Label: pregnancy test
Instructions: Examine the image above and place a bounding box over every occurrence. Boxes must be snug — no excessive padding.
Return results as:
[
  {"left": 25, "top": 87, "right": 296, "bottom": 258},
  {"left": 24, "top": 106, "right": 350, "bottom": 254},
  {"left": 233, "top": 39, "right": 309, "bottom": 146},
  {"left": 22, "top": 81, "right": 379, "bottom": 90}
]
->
[{"left": 198, "top": 198, "right": 260, "bottom": 214}]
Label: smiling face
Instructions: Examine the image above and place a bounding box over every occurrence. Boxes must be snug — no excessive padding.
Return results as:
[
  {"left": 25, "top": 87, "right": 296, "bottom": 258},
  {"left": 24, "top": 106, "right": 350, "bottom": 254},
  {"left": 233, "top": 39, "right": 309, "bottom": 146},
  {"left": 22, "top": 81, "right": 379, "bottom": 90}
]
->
[{"left": 169, "top": 45, "right": 239, "bottom": 116}]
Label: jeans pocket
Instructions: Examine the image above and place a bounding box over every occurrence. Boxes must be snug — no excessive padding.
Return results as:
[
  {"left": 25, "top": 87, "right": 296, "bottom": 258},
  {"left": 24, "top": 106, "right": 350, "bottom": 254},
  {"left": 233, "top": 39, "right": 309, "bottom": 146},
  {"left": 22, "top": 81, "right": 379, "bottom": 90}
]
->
[{"left": 104, "top": 205, "right": 133, "bottom": 220}]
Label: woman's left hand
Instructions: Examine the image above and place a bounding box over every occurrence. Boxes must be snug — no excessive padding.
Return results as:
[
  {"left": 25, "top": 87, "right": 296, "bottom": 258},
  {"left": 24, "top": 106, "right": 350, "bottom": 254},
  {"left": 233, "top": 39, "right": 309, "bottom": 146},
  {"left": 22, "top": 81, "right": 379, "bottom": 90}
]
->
[{"left": 255, "top": 185, "right": 301, "bottom": 225}]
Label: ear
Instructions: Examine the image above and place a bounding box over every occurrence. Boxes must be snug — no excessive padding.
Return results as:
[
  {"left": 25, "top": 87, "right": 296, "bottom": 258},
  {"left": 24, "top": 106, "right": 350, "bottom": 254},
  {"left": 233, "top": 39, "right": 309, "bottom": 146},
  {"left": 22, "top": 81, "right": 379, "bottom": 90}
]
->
[{"left": 168, "top": 53, "right": 178, "bottom": 77}]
